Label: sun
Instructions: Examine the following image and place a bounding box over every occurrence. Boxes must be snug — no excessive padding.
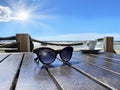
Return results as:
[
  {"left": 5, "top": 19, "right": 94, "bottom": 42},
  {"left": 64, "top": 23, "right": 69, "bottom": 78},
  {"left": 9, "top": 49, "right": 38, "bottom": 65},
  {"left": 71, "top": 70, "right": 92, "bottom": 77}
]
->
[{"left": 15, "top": 10, "right": 30, "bottom": 21}]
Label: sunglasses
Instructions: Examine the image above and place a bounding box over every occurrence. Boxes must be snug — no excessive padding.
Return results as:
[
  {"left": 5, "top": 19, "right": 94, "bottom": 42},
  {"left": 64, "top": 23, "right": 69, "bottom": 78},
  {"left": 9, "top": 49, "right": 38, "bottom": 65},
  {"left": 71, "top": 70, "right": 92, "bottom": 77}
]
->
[{"left": 33, "top": 46, "right": 73, "bottom": 65}]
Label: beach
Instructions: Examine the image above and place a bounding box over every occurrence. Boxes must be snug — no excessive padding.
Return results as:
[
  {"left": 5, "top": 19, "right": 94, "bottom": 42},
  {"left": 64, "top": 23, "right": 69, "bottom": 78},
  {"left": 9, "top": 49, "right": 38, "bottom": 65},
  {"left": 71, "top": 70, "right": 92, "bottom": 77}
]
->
[
  {"left": 33, "top": 41, "right": 120, "bottom": 54},
  {"left": 0, "top": 41, "right": 120, "bottom": 54}
]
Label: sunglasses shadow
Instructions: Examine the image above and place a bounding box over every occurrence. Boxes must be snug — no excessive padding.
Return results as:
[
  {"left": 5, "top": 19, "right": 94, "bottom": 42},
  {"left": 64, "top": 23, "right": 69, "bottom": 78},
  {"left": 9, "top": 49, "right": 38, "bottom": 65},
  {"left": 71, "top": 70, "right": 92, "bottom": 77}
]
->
[
  {"left": 34, "top": 61, "right": 55, "bottom": 69},
  {"left": 34, "top": 59, "right": 81, "bottom": 69},
  {"left": 61, "top": 60, "right": 81, "bottom": 67},
  {"left": 41, "top": 64, "right": 55, "bottom": 69},
  {"left": 69, "top": 60, "right": 81, "bottom": 65}
]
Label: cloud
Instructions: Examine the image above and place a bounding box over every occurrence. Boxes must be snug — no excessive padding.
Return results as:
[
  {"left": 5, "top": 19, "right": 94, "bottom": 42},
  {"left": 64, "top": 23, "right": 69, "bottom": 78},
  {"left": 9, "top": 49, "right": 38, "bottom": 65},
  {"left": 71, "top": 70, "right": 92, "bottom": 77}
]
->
[
  {"left": 0, "top": 5, "right": 30, "bottom": 22},
  {"left": 0, "top": 5, "right": 13, "bottom": 22},
  {"left": 35, "top": 33, "right": 120, "bottom": 41}
]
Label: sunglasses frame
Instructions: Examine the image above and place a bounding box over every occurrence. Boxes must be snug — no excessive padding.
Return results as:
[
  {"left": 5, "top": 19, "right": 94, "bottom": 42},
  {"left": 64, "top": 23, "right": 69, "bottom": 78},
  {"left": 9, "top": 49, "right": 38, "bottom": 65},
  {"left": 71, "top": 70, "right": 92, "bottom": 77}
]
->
[{"left": 33, "top": 46, "right": 73, "bottom": 65}]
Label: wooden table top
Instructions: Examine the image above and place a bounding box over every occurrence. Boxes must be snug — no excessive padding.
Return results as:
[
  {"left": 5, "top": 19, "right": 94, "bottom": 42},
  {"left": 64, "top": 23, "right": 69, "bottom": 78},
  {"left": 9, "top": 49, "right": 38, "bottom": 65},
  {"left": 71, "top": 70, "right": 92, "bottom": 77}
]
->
[{"left": 0, "top": 52, "right": 120, "bottom": 90}]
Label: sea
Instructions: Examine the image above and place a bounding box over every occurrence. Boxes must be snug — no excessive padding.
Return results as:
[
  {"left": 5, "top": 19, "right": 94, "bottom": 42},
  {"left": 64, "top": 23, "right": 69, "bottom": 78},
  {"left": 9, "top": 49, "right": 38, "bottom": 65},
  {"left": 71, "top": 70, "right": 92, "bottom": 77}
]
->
[
  {"left": 34, "top": 41, "right": 120, "bottom": 51},
  {"left": 0, "top": 40, "right": 120, "bottom": 53}
]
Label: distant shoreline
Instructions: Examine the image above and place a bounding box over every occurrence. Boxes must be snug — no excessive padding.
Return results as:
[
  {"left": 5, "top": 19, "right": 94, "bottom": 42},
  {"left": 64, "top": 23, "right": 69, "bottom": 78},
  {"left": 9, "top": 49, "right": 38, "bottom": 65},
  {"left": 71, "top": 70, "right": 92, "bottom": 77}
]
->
[{"left": 0, "top": 41, "right": 120, "bottom": 54}]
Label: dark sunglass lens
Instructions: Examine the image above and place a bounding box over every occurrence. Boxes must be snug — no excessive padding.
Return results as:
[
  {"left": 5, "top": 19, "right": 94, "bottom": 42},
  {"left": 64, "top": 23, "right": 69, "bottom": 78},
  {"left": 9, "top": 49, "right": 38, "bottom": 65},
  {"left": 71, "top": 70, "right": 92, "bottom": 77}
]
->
[
  {"left": 60, "top": 47, "right": 73, "bottom": 62},
  {"left": 39, "top": 49, "right": 56, "bottom": 64}
]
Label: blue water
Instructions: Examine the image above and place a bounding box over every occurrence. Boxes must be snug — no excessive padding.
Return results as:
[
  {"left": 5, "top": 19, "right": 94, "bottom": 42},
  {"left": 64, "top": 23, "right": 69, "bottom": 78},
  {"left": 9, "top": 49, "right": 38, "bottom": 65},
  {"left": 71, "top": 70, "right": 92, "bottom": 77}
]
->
[
  {"left": 34, "top": 41, "right": 120, "bottom": 50},
  {"left": 1, "top": 40, "right": 120, "bottom": 51}
]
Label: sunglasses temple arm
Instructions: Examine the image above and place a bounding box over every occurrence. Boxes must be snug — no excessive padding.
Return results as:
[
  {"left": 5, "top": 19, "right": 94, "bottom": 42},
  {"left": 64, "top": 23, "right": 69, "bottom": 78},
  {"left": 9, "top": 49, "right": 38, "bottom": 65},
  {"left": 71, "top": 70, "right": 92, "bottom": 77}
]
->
[{"left": 34, "top": 57, "right": 39, "bottom": 61}]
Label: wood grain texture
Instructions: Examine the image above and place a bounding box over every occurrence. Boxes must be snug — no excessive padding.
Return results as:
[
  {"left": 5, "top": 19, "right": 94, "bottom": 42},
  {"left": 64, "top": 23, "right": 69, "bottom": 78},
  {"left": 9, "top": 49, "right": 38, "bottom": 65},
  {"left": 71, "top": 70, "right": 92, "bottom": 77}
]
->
[
  {"left": 75, "top": 52, "right": 120, "bottom": 75},
  {"left": 0, "top": 53, "right": 10, "bottom": 62},
  {"left": 92, "top": 53, "right": 120, "bottom": 62},
  {"left": 89, "top": 54, "right": 120, "bottom": 65},
  {"left": 0, "top": 53, "right": 23, "bottom": 90},
  {"left": 72, "top": 52, "right": 120, "bottom": 90},
  {"left": 48, "top": 58, "right": 107, "bottom": 90},
  {"left": 1, "top": 52, "right": 120, "bottom": 90},
  {"left": 16, "top": 34, "right": 30, "bottom": 52},
  {"left": 15, "top": 53, "right": 58, "bottom": 90},
  {"left": 104, "top": 37, "right": 114, "bottom": 52}
]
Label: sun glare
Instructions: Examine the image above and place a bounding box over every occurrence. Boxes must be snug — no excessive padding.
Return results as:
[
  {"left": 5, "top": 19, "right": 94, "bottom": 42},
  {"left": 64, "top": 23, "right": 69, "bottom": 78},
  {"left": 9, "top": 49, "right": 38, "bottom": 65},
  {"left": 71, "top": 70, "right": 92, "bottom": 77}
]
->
[
  {"left": 4, "top": 0, "right": 53, "bottom": 24},
  {"left": 16, "top": 10, "right": 29, "bottom": 21}
]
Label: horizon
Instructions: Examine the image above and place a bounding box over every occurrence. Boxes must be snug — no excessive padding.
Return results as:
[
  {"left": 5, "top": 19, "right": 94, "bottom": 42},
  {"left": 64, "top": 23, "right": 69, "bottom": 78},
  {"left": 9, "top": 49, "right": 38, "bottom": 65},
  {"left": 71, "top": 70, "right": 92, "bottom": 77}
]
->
[{"left": 0, "top": 0, "right": 120, "bottom": 41}]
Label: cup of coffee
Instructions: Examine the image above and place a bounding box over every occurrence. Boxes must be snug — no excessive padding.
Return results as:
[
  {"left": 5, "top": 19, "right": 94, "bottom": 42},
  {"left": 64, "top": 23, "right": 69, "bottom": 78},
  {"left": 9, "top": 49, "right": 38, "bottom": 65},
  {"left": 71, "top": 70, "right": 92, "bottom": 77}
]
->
[{"left": 84, "top": 40, "right": 97, "bottom": 50}]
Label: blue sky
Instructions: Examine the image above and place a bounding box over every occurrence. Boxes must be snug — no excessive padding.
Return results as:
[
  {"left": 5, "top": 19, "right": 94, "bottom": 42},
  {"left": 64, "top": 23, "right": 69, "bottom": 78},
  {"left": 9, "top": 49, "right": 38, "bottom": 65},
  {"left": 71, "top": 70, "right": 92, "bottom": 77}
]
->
[{"left": 0, "top": 0, "right": 120, "bottom": 40}]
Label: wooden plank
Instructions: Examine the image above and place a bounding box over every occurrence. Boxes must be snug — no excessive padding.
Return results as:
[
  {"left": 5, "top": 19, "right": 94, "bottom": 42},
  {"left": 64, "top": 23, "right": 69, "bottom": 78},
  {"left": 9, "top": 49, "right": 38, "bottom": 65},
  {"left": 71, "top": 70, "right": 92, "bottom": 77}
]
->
[
  {"left": 0, "top": 53, "right": 23, "bottom": 90},
  {"left": 89, "top": 53, "right": 120, "bottom": 65},
  {"left": 16, "top": 34, "right": 30, "bottom": 52},
  {"left": 48, "top": 58, "right": 108, "bottom": 90},
  {"left": 92, "top": 53, "right": 120, "bottom": 61},
  {"left": 104, "top": 37, "right": 114, "bottom": 52},
  {"left": 70, "top": 55, "right": 120, "bottom": 90},
  {"left": 0, "top": 53, "right": 10, "bottom": 62},
  {"left": 15, "top": 53, "right": 58, "bottom": 90},
  {"left": 70, "top": 52, "right": 120, "bottom": 89},
  {"left": 75, "top": 52, "right": 120, "bottom": 75}
]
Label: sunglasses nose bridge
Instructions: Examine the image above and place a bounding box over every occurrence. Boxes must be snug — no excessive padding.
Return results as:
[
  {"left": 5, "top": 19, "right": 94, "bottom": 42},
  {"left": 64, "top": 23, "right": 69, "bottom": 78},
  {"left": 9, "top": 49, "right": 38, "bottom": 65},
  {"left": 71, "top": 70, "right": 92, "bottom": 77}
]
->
[{"left": 55, "top": 49, "right": 61, "bottom": 54}]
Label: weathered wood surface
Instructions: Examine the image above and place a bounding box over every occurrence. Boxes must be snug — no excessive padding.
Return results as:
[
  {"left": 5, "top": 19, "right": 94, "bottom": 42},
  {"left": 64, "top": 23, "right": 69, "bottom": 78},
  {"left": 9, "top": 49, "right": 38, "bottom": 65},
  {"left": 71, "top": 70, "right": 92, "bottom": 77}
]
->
[
  {"left": 72, "top": 52, "right": 120, "bottom": 90},
  {"left": 77, "top": 53, "right": 120, "bottom": 75},
  {"left": 104, "top": 37, "right": 114, "bottom": 52},
  {"left": 0, "top": 53, "right": 10, "bottom": 62},
  {"left": 91, "top": 52, "right": 120, "bottom": 60},
  {"left": 48, "top": 62, "right": 107, "bottom": 90},
  {"left": 0, "top": 53, "right": 24, "bottom": 90},
  {"left": 89, "top": 53, "right": 120, "bottom": 65},
  {"left": 0, "top": 52, "right": 120, "bottom": 90},
  {"left": 16, "top": 34, "right": 30, "bottom": 52},
  {"left": 15, "top": 53, "right": 58, "bottom": 90},
  {"left": 16, "top": 53, "right": 108, "bottom": 90}
]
